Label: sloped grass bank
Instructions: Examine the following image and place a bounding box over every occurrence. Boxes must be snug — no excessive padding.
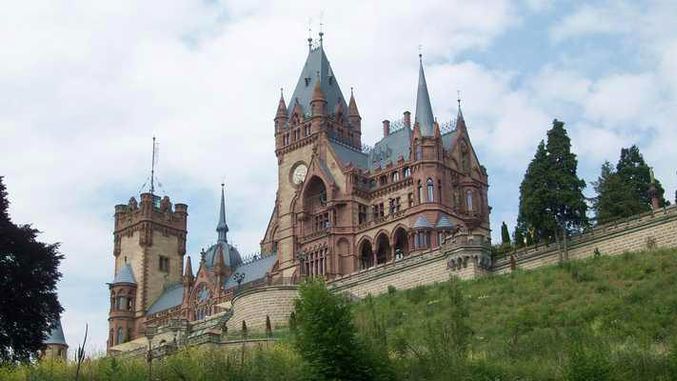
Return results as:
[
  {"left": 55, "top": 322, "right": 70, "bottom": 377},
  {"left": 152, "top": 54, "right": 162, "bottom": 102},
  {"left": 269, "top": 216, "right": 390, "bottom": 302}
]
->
[{"left": 2, "top": 248, "right": 677, "bottom": 380}]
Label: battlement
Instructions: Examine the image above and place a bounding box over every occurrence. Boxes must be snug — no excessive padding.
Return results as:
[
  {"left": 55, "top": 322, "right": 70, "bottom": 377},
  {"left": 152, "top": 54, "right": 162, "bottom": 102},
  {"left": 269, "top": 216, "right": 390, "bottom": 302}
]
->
[{"left": 114, "top": 193, "right": 188, "bottom": 234}]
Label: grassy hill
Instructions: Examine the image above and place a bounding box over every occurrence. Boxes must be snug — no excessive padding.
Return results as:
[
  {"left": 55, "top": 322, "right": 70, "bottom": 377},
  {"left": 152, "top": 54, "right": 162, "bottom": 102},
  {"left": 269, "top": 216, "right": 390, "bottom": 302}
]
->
[
  {"left": 3, "top": 248, "right": 677, "bottom": 380},
  {"left": 352, "top": 247, "right": 677, "bottom": 380}
]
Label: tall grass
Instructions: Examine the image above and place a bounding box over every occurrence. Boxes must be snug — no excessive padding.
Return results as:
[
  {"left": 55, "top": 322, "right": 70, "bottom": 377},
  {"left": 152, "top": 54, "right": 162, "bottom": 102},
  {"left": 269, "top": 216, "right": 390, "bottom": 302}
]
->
[{"left": 2, "top": 248, "right": 676, "bottom": 380}]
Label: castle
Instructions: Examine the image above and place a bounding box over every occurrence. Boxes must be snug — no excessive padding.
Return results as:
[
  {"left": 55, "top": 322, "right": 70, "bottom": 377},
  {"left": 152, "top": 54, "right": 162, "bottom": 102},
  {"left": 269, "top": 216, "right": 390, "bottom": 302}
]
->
[{"left": 106, "top": 35, "right": 490, "bottom": 353}]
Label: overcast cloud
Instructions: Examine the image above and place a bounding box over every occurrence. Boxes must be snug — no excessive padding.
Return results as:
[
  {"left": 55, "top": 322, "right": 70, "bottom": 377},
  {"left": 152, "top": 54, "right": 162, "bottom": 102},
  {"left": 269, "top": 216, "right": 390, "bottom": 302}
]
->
[{"left": 1, "top": 0, "right": 675, "bottom": 354}]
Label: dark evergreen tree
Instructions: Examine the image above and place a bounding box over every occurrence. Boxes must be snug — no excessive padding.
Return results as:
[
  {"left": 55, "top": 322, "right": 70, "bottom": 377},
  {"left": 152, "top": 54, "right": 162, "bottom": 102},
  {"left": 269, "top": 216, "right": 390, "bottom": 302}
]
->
[
  {"left": 592, "top": 161, "right": 644, "bottom": 224},
  {"left": 616, "top": 145, "right": 668, "bottom": 208},
  {"left": 517, "top": 120, "right": 588, "bottom": 247},
  {"left": 500, "top": 222, "right": 511, "bottom": 246},
  {"left": 0, "top": 177, "right": 63, "bottom": 363},
  {"left": 513, "top": 227, "right": 525, "bottom": 248}
]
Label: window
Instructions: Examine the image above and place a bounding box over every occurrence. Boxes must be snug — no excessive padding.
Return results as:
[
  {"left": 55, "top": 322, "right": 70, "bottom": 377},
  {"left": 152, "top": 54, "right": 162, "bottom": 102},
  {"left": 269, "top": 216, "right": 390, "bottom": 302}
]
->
[
  {"left": 466, "top": 190, "right": 474, "bottom": 212},
  {"left": 379, "top": 175, "right": 388, "bottom": 186},
  {"left": 389, "top": 197, "right": 401, "bottom": 214},
  {"left": 438, "top": 231, "right": 446, "bottom": 246},
  {"left": 358, "top": 204, "right": 368, "bottom": 224},
  {"left": 283, "top": 133, "right": 290, "bottom": 145},
  {"left": 302, "top": 247, "right": 328, "bottom": 277},
  {"left": 116, "top": 327, "right": 124, "bottom": 345},
  {"left": 403, "top": 167, "right": 411, "bottom": 178},
  {"left": 427, "top": 178, "right": 434, "bottom": 202},
  {"left": 414, "top": 231, "right": 430, "bottom": 249},
  {"left": 372, "top": 203, "right": 384, "bottom": 220},
  {"left": 417, "top": 181, "right": 423, "bottom": 204},
  {"left": 314, "top": 212, "right": 330, "bottom": 232},
  {"left": 159, "top": 256, "right": 170, "bottom": 272},
  {"left": 408, "top": 193, "right": 414, "bottom": 208},
  {"left": 416, "top": 146, "right": 422, "bottom": 161},
  {"left": 392, "top": 171, "right": 400, "bottom": 182}
]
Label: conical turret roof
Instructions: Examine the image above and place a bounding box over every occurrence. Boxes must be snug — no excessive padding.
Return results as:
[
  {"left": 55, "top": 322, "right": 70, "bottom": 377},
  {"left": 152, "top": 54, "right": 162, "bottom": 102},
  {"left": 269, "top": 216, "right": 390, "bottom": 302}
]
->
[
  {"left": 44, "top": 320, "right": 67, "bottom": 346},
  {"left": 414, "top": 55, "right": 435, "bottom": 136}
]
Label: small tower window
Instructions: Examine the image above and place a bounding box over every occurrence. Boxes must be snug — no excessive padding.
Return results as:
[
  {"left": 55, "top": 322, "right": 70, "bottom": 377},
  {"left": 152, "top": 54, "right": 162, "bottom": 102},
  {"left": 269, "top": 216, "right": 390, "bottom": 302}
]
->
[
  {"left": 392, "top": 171, "right": 400, "bottom": 182},
  {"left": 427, "top": 178, "right": 434, "bottom": 203},
  {"left": 159, "top": 256, "right": 170, "bottom": 272},
  {"left": 116, "top": 327, "right": 124, "bottom": 345},
  {"left": 466, "top": 190, "right": 474, "bottom": 212},
  {"left": 417, "top": 181, "right": 423, "bottom": 204},
  {"left": 403, "top": 167, "right": 411, "bottom": 178}
]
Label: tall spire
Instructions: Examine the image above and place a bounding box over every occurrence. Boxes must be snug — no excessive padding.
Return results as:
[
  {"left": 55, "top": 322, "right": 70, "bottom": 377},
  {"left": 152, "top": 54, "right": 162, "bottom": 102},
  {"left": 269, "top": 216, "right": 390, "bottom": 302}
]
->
[
  {"left": 216, "top": 183, "right": 228, "bottom": 242},
  {"left": 414, "top": 54, "right": 435, "bottom": 136},
  {"left": 348, "top": 87, "right": 360, "bottom": 117},
  {"left": 276, "top": 88, "right": 287, "bottom": 117},
  {"left": 455, "top": 90, "right": 467, "bottom": 131}
]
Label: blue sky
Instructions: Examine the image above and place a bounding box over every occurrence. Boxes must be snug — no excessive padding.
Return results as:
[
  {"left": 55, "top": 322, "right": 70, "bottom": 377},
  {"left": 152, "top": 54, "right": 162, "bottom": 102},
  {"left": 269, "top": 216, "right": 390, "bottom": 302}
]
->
[{"left": 1, "top": 0, "right": 675, "bottom": 354}]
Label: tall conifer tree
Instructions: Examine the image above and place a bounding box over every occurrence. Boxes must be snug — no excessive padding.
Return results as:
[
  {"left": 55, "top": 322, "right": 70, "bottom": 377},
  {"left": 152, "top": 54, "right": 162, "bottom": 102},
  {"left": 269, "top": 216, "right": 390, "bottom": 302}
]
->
[
  {"left": 517, "top": 120, "right": 588, "bottom": 247},
  {"left": 616, "top": 145, "right": 668, "bottom": 208},
  {"left": 593, "top": 162, "right": 644, "bottom": 224},
  {"left": 500, "top": 222, "right": 511, "bottom": 246}
]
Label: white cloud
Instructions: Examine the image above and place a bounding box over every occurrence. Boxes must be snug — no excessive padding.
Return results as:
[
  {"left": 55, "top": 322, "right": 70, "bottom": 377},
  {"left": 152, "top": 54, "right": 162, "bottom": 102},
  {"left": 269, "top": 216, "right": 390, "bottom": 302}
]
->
[{"left": 1, "top": 0, "right": 675, "bottom": 353}]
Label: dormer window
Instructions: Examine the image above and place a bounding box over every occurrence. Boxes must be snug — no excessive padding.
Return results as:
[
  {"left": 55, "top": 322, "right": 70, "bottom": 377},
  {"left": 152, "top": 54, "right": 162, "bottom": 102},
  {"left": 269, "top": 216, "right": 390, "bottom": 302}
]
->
[{"left": 304, "top": 77, "right": 311, "bottom": 86}]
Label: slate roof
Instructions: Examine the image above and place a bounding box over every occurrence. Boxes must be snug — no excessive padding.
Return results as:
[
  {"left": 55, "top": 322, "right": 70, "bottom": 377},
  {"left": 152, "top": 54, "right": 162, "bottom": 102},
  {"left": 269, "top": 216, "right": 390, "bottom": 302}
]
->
[
  {"left": 146, "top": 283, "right": 184, "bottom": 315},
  {"left": 288, "top": 45, "right": 347, "bottom": 118},
  {"left": 415, "top": 57, "right": 435, "bottom": 136},
  {"left": 369, "top": 127, "right": 412, "bottom": 169},
  {"left": 224, "top": 254, "right": 277, "bottom": 289},
  {"left": 44, "top": 320, "right": 67, "bottom": 346},
  {"left": 204, "top": 241, "right": 242, "bottom": 269},
  {"left": 112, "top": 263, "right": 136, "bottom": 284},
  {"left": 329, "top": 140, "right": 369, "bottom": 169},
  {"left": 413, "top": 215, "right": 433, "bottom": 229},
  {"left": 436, "top": 214, "right": 454, "bottom": 229}
]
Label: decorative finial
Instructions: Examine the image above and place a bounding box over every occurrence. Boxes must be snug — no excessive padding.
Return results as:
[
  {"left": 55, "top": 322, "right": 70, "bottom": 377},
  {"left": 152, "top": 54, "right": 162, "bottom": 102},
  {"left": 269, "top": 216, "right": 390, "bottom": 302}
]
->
[
  {"left": 457, "top": 90, "right": 462, "bottom": 109},
  {"left": 280, "top": 87, "right": 284, "bottom": 97},
  {"left": 418, "top": 44, "right": 423, "bottom": 62},
  {"left": 319, "top": 11, "right": 324, "bottom": 45},
  {"left": 350, "top": 86, "right": 354, "bottom": 96}
]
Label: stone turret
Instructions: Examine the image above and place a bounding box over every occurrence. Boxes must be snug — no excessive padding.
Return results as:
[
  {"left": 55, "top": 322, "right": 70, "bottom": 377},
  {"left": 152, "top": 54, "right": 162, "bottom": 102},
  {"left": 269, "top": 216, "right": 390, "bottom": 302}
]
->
[
  {"left": 111, "top": 192, "right": 187, "bottom": 345},
  {"left": 41, "top": 319, "right": 68, "bottom": 361}
]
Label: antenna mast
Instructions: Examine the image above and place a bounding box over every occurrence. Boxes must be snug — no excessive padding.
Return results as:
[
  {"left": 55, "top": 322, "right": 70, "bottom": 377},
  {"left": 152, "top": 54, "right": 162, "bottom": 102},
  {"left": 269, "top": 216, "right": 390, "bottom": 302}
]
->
[{"left": 150, "top": 136, "right": 156, "bottom": 194}]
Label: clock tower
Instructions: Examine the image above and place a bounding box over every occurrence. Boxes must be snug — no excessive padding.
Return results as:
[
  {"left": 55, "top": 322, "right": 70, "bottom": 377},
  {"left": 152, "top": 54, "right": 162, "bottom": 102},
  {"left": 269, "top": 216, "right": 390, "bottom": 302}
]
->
[{"left": 261, "top": 35, "right": 361, "bottom": 279}]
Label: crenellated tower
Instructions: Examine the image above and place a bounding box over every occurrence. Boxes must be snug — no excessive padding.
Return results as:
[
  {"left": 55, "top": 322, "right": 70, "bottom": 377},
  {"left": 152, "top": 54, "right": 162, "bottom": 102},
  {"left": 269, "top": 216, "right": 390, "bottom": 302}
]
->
[{"left": 111, "top": 192, "right": 187, "bottom": 343}]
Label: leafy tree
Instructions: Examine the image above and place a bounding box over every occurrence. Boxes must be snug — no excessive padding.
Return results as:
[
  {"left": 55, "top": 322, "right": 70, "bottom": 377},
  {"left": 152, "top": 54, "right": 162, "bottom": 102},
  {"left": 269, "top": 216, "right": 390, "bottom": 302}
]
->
[
  {"left": 293, "top": 278, "right": 381, "bottom": 380},
  {"left": 517, "top": 120, "right": 588, "bottom": 255},
  {"left": 616, "top": 145, "right": 668, "bottom": 208},
  {"left": 0, "top": 177, "right": 63, "bottom": 363},
  {"left": 592, "top": 162, "right": 644, "bottom": 224},
  {"left": 500, "top": 222, "right": 511, "bottom": 246}
]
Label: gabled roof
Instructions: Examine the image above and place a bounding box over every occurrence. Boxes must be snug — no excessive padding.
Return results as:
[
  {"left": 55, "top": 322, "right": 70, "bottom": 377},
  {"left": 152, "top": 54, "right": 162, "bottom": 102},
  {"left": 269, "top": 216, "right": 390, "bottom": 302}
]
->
[
  {"left": 415, "top": 56, "right": 435, "bottom": 136},
  {"left": 436, "top": 215, "right": 454, "bottom": 229},
  {"left": 146, "top": 283, "right": 184, "bottom": 316},
  {"left": 112, "top": 263, "right": 136, "bottom": 284},
  {"left": 44, "top": 320, "right": 67, "bottom": 346},
  {"left": 413, "top": 215, "right": 433, "bottom": 229},
  {"left": 288, "top": 45, "right": 347, "bottom": 118},
  {"left": 328, "top": 140, "right": 369, "bottom": 169}
]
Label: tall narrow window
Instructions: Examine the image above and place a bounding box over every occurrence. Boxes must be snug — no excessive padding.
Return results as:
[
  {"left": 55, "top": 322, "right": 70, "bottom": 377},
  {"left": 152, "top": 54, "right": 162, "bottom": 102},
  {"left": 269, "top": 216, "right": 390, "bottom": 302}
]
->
[
  {"left": 417, "top": 181, "right": 423, "bottom": 204},
  {"left": 466, "top": 190, "right": 474, "bottom": 212},
  {"left": 403, "top": 167, "right": 411, "bottom": 178},
  {"left": 116, "top": 327, "right": 124, "bottom": 345},
  {"left": 392, "top": 171, "right": 400, "bottom": 182},
  {"left": 159, "top": 256, "right": 170, "bottom": 272},
  {"left": 427, "top": 178, "right": 434, "bottom": 202}
]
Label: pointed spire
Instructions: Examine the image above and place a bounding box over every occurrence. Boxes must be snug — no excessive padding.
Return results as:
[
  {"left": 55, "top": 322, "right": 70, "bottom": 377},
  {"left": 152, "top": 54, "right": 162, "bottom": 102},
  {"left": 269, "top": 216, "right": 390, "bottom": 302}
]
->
[
  {"left": 455, "top": 91, "right": 467, "bottom": 131},
  {"left": 184, "top": 256, "right": 193, "bottom": 278},
  {"left": 415, "top": 54, "right": 435, "bottom": 136},
  {"left": 348, "top": 87, "right": 360, "bottom": 117},
  {"left": 216, "top": 184, "right": 228, "bottom": 243},
  {"left": 275, "top": 88, "right": 287, "bottom": 119}
]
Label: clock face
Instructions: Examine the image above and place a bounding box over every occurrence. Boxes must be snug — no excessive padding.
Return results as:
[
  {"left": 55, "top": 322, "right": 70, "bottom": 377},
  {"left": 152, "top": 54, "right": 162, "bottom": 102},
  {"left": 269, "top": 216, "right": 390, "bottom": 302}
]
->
[{"left": 292, "top": 163, "right": 308, "bottom": 185}]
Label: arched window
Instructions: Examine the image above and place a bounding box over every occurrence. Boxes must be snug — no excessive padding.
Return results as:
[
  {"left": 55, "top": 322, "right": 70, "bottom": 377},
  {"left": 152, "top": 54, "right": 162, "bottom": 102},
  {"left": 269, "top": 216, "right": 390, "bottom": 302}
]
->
[
  {"left": 427, "top": 178, "right": 434, "bottom": 203},
  {"left": 392, "top": 171, "right": 400, "bottom": 182},
  {"left": 403, "top": 167, "right": 411, "bottom": 178},
  {"left": 116, "top": 327, "right": 124, "bottom": 345},
  {"left": 466, "top": 190, "right": 473, "bottom": 212}
]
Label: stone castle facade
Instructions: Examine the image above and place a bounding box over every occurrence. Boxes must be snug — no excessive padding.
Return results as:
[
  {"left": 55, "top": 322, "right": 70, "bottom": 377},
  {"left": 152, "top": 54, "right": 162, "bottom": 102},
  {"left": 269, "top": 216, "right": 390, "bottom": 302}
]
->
[{"left": 107, "top": 35, "right": 491, "bottom": 353}]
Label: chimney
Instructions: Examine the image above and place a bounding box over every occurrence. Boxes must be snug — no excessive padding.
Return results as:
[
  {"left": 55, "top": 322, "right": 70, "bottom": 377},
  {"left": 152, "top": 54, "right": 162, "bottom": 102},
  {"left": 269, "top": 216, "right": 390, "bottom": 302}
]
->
[
  {"left": 382, "top": 120, "right": 390, "bottom": 137},
  {"left": 403, "top": 111, "right": 411, "bottom": 128}
]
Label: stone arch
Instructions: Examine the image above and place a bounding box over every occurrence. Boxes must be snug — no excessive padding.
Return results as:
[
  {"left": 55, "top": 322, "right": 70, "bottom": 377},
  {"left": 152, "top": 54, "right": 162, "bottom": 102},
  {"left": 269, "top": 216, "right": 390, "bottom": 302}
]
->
[
  {"left": 392, "top": 225, "right": 409, "bottom": 260},
  {"left": 374, "top": 231, "right": 391, "bottom": 265},
  {"left": 302, "top": 176, "right": 328, "bottom": 211},
  {"left": 357, "top": 237, "right": 373, "bottom": 270}
]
